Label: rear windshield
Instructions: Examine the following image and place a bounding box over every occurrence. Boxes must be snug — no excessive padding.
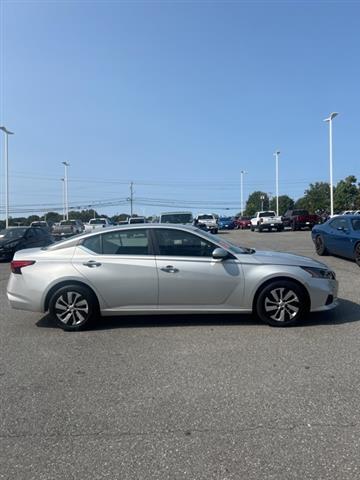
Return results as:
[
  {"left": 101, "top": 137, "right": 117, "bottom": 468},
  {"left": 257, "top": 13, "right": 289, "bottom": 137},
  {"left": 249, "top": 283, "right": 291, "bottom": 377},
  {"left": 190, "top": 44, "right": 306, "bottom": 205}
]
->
[
  {"left": 129, "top": 218, "right": 145, "bottom": 224},
  {"left": 61, "top": 220, "right": 77, "bottom": 225},
  {"left": 90, "top": 219, "right": 106, "bottom": 224},
  {"left": 259, "top": 212, "right": 275, "bottom": 217},
  {"left": 293, "top": 210, "right": 309, "bottom": 216},
  {"left": 198, "top": 215, "right": 214, "bottom": 220},
  {"left": 160, "top": 213, "right": 193, "bottom": 224}
]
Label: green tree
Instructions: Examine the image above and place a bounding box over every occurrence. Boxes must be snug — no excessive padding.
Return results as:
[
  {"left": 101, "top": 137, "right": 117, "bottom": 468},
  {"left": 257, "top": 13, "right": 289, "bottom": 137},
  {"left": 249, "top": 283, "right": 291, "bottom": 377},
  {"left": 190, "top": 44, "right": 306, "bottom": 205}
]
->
[
  {"left": 334, "top": 176, "right": 359, "bottom": 212},
  {"left": 302, "top": 182, "right": 330, "bottom": 213},
  {"left": 44, "top": 212, "right": 62, "bottom": 225},
  {"left": 244, "top": 191, "right": 269, "bottom": 216},
  {"left": 269, "top": 195, "right": 294, "bottom": 215}
]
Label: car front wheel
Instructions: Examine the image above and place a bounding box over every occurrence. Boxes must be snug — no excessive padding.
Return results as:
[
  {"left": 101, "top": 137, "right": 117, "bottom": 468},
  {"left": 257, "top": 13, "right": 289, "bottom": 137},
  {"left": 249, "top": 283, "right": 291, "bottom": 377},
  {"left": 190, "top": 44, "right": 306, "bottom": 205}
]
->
[
  {"left": 49, "top": 284, "right": 98, "bottom": 331},
  {"left": 255, "top": 280, "right": 308, "bottom": 327}
]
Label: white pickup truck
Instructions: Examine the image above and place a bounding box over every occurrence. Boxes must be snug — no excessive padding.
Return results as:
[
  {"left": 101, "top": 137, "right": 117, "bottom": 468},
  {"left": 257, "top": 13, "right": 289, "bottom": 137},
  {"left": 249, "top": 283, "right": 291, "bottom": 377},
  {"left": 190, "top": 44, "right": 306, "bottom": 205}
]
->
[
  {"left": 84, "top": 217, "right": 112, "bottom": 233},
  {"left": 250, "top": 211, "right": 284, "bottom": 232}
]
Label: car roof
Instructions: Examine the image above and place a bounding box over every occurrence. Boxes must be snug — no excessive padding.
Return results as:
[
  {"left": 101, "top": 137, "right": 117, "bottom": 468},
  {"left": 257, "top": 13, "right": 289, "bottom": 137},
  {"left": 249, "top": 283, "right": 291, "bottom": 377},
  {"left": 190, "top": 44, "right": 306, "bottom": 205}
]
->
[{"left": 45, "top": 223, "right": 205, "bottom": 250}]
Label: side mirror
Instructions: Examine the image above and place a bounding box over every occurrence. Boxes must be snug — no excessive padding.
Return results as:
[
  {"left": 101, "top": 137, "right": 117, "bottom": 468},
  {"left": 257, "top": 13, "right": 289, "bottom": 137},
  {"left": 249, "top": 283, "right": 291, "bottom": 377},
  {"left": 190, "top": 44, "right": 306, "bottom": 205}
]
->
[{"left": 212, "top": 247, "right": 229, "bottom": 260}]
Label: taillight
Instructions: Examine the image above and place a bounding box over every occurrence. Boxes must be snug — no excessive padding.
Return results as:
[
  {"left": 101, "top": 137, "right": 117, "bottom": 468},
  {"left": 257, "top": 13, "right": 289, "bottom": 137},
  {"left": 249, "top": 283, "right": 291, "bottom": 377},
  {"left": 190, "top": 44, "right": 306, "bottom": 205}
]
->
[{"left": 11, "top": 260, "right": 35, "bottom": 274}]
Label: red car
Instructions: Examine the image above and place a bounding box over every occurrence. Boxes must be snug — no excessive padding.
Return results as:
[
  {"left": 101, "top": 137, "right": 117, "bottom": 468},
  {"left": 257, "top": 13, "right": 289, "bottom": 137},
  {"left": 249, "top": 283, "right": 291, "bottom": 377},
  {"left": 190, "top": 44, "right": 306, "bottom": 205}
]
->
[{"left": 235, "top": 216, "right": 252, "bottom": 229}]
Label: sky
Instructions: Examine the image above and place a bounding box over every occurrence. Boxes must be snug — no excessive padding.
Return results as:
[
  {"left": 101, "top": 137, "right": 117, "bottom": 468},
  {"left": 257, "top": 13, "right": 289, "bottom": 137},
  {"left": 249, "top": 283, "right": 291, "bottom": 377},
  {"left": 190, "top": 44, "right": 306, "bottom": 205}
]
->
[{"left": 1, "top": 0, "right": 360, "bottom": 218}]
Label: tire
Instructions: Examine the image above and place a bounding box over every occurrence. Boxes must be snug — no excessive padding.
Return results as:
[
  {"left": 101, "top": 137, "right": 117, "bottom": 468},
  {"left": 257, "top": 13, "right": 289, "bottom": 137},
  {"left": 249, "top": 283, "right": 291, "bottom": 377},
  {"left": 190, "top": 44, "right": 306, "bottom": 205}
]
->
[
  {"left": 255, "top": 280, "right": 309, "bottom": 327},
  {"left": 355, "top": 243, "right": 360, "bottom": 267},
  {"left": 49, "top": 284, "right": 98, "bottom": 331},
  {"left": 251, "top": 225, "right": 255, "bottom": 232},
  {"left": 315, "top": 235, "right": 328, "bottom": 256},
  {"left": 291, "top": 222, "right": 297, "bottom": 231},
  {"left": 277, "top": 226, "right": 282, "bottom": 232},
  {"left": 258, "top": 226, "right": 263, "bottom": 232}
]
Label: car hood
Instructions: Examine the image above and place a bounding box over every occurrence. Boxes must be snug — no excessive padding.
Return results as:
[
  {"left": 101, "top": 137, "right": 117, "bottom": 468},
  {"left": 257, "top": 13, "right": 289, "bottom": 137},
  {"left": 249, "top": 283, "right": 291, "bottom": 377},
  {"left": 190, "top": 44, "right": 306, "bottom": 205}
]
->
[{"left": 237, "top": 250, "right": 329, "bottom": 268}]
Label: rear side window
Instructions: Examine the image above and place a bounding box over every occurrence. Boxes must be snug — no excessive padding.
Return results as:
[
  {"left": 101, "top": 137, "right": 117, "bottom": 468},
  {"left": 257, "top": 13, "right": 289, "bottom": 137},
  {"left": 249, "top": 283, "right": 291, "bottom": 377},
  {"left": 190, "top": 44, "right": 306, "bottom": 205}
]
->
[
  {"left": 102, "top": 229, "right": 149, "bottom": 255},
  {"left": 154, "top": 229, "right": 215, "bottom": 257},
  {"left": 82, "top": 235, "right": 102, "bottom": 254}
]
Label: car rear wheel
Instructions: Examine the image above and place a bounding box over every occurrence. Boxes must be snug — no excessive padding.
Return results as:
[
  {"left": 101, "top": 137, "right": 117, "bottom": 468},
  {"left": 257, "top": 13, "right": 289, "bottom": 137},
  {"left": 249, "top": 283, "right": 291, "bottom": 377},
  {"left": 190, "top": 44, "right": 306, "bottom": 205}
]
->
[
  {"left": 256, "top": 280, "right": 308, "bottom": 327},
  {"left": 49, "top": 284, "right": 98, "bottom": 331},
  {"left": 315, "top": 235, "right": 328, "bottom": 256},
  {"left": 355, "top": 243, "right": 360, "bottom": 267}
]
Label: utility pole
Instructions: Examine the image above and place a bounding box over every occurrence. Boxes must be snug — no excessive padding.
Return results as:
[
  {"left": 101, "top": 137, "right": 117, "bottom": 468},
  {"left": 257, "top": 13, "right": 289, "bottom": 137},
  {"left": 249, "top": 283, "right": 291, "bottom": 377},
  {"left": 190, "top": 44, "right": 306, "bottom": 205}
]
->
[
  {"left": 130, "top": 181, "right": 134, "bottom": 216},
  {"left": 0, "top": 126, "right": 14, "bottom": 228},
  {"left": 273, "top": 150, "right": 280, "bottom": 216},
  {"left": 240, "top": 170, "right": 247, "bottom": 216},
  {"left": 62, "top": 162, "right": 70, "bottom": 220}
]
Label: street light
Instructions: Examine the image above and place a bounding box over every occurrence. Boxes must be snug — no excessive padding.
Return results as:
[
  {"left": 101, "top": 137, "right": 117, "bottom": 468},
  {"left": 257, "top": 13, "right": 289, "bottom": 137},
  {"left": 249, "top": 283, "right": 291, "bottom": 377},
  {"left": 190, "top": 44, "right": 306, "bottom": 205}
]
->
[
  {"left": 0, "top": 126, "right": 14, "bottom": 228},
  {"left": 60, "top": 178, "right": 65, "bottom": 220},
  {"left": 240, "top": 170, "right": 247, "bottom": 216},
  {"left": 62, "top": 162, "right": 70, "bottom": 220},
  {"left": 324, "top": 112, "right": 339, "bottom": 217},
  {"left": 273, "top": 150, "right": 280, "bottom": 216}
]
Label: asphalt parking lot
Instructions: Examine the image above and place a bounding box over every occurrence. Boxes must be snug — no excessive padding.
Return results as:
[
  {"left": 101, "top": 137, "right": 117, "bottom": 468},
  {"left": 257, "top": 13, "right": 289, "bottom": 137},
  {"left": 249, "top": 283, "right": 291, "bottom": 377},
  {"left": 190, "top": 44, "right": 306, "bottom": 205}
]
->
[{"left": 1, "top": 229, "right": 360, "bottom": 480}]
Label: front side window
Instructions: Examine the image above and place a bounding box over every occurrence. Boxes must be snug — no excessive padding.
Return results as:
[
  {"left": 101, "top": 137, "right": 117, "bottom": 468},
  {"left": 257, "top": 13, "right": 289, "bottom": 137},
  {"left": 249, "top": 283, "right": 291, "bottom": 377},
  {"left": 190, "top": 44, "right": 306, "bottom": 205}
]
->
[
  {"left": 155, "top": 229, "right": 216, "bottom": 257},
  {"left": 102, "top": 229, "right": 149, "bottom": 255}
]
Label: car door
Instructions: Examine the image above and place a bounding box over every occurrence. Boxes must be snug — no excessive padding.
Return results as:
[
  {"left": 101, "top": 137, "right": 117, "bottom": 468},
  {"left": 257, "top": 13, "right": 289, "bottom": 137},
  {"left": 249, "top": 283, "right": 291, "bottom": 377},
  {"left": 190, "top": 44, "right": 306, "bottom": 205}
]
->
[
  {"left": 327, "top": 217, "right": 353, "bottom": 257},
  {"left": 153, "top": 228, "right": 244, "bottom": 309},
  {"left": 72, "top": 228, "right": 158, "bottom": 311}
]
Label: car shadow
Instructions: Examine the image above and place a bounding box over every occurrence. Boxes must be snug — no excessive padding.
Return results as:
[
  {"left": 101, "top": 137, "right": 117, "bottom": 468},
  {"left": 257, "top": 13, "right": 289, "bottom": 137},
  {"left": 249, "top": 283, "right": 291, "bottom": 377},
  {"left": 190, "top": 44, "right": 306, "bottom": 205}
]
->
[{"left": 36, "top": 298, "right": 360, "bottom": 331}]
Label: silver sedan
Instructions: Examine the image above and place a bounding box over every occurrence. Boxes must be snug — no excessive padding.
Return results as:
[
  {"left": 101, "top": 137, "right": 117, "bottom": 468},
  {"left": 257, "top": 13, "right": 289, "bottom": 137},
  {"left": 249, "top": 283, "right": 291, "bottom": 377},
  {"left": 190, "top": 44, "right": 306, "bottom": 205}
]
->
[{"left": 7, "top": 224, "right": 338, "bottom": 330}]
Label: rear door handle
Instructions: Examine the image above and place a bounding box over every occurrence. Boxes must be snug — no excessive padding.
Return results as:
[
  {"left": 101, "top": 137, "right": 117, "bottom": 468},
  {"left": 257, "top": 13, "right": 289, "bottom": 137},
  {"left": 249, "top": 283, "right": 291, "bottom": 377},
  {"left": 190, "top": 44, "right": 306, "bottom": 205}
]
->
[
  {"left": 83, "top": 260, "right": 102, "bottom": 268},
  {"left": 160, "top": 265, "right": 179, "bottom": 273}
]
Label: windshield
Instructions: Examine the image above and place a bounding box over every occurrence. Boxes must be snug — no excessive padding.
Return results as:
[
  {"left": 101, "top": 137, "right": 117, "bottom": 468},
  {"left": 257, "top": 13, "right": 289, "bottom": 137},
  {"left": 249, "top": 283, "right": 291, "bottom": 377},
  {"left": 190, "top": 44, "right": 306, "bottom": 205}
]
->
[
  {"left": 198, "top": 215, "right": 214, "bottom": 220},
  {"left": 0, "top": 227, "right": 27, "bottom": 240},
  {"left": 259, "top": 211, "right": 275, "bottom": 218},
  {"left": 160, "top": 213, "right": 193, "bottom": 224},
  {"left": 90, "top": 219, "right": 106, "bottom": 225}
]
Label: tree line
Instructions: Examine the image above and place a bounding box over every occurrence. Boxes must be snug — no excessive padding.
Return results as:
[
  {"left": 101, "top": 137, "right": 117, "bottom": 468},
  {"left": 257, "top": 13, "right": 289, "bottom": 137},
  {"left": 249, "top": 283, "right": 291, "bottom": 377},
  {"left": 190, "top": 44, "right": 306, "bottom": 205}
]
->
[{"left": 242, "top": 176, "right": 360, "bottom": 217}]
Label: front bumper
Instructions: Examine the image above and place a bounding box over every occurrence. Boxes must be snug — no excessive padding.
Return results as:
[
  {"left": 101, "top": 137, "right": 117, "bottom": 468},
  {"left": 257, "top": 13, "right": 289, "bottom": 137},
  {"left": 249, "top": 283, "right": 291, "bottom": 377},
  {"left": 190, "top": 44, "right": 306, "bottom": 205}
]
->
[{"left": 308, "top": 277, "right": 339, "bottom": 312}]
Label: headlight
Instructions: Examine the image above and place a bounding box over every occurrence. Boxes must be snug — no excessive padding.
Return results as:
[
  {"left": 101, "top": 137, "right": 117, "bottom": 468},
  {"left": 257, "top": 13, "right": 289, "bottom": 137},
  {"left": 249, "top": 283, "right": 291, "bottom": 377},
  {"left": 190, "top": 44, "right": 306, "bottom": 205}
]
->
[{"left": 301, "top": 266, "right": 336, "bottom": 280}]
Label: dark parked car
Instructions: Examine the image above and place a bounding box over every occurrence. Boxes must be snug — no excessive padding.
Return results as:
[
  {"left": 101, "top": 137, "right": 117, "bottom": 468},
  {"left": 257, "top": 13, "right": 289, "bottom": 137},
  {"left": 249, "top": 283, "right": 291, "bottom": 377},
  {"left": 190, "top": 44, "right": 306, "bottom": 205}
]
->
[
  {"left": 218, "top": 217, "right": 236, "bottom": 230},
  {"left": 282, "top": 209, "right": 320, "bottom": 230},
  {"left": 312, "top": 215, "right": 360, "bottom": 266},
  {"left": 0, "top": 227, "right": 54, "bottom": 261}
]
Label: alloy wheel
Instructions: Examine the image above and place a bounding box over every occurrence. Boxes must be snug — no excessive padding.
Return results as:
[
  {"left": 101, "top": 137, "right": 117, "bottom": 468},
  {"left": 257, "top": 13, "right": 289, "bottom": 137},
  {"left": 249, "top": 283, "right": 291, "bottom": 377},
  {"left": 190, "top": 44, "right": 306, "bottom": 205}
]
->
[
  {"left": 54, "top": 291, "right": 89, "bottom": 326},
  {"left": 264, "top": 287, "right": 300, "bottom": 322}
]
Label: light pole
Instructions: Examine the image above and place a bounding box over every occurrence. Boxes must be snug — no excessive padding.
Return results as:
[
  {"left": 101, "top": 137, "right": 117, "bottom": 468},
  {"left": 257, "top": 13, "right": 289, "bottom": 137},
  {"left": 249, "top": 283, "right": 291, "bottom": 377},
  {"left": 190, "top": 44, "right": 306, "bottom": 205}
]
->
[
  {"left": 273, "top": 150, "right": 280, "bottom": 216},
  {"left": 60, "top": 178, "right": 65, "bottom": 220},
  {"left": 324, "top": 112, "right": 338, "bottom": 217},
  {"left": 62, "top": 162, "right": 70, "bottom": 220},
  {"left": 0, "top": 126, "right": 14, "bottom": 228},
  {"left": 240, "top": 170, "right": 247, "bottom": 216}
]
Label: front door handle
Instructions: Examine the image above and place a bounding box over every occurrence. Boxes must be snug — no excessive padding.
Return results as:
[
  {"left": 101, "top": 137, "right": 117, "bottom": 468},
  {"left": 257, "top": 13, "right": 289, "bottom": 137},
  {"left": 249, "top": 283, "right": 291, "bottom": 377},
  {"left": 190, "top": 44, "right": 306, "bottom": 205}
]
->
[
  {"left": 83, "top": 260, "right": 102, "bottom": 268},
  {"left": 160, "top": 265, "right": 179, "bottom": 273}
]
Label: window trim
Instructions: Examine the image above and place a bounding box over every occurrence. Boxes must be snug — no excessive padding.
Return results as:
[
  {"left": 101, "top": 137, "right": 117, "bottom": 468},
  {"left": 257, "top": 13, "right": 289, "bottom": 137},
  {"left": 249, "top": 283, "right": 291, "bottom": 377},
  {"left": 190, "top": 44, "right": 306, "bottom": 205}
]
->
[
  {"left": 81, "top": 228, "right": 154, "bottom": 256},
  {"left": 151, "top": 227, "right": 220, "bottom": 258}
]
